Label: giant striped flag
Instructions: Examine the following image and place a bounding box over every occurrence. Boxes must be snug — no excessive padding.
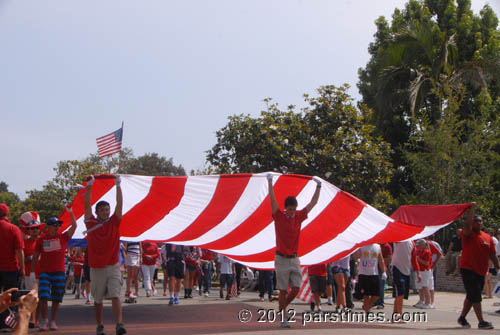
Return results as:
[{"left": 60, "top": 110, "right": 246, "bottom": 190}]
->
[
  {"left": 59, "top": 173, "right": 470, "bottom": 269},
  {"left": 96, "top": 126, "right": 123, "bottom": 158}
]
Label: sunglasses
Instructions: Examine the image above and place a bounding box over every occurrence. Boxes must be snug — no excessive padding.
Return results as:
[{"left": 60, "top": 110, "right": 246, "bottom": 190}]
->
[{"left": 27, "top": 227, "right": 40, "bottom": 231}]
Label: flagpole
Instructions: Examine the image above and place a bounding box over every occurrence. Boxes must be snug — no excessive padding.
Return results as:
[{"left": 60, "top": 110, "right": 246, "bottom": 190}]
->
[{"left": 118, "top": 121, "right": 124, "bottom": 173}]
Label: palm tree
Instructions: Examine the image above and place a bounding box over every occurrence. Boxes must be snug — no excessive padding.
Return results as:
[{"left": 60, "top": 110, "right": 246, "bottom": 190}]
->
[{"left": 375, "top": 19, "right": 498, "bottom": 126}]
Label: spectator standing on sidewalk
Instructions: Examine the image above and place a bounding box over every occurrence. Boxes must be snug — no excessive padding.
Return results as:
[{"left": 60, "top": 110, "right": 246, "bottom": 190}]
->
[
  {"left": 0, "top": 204, "right": 25, "bottom": 332},
  {"left": 457, "top": 203, "right": 499, "bottom": 330},
  {"left": 445, "top": 228, "right": 462, "bottom": 276}
]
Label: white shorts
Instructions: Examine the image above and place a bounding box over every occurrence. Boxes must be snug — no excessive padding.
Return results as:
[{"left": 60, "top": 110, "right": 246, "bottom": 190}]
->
[
  {"left": 125, "top": 253, "right": 140, "bottom": 267},
  {"left": 23, "top": 275, "right": 37, "bottom": 290},
  {"left": 416, "top": 269, "right": 434, "bottom": 290}
]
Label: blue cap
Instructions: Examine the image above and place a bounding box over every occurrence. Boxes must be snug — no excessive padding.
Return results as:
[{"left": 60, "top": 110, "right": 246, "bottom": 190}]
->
[
  {"left": 473, "top": 216, "right": 483, "bottom": 222},
  {"left": 47, "top": 217, "right": 63, "bottom": 226}
]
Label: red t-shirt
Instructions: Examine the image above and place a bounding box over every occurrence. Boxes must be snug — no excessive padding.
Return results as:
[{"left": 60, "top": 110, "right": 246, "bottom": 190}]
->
[
  {"left": 416, "top": 248, "right": 432, "bottom": 271},
  {"left": 380, "top": 243, "right": 393, "bottom": 258},
  {"left": 72, "top": 255, "right": 85, "bottom": 277},
  {"left": 273, "top": 209, "right": 308, "bottom": 255},
  {"left": 142, "top": 243, "right": 160, "bottom": 266},
  {"left": 0, "top": 219, "right": 24, "bottom": 271},
  {"left": 460, "top": 230, "right": 496, "bottom": 276},
  {"left": 24, "top": 237, "right": 40, "bottom": 276},
  {"left": 200, "top": 249, "right": 213, "bottom": 261},
  {"left": 308, "top": 263, "right": 327, "bottom": 277},
  {"left": 35, "top": 232, "right": 70, "bottom": 273},
  {"left": 85, "top": 214, "right": 121, "bottom": 268}
]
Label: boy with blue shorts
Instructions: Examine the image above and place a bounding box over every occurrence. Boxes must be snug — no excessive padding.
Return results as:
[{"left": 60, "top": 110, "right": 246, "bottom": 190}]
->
[{"left": 31, "top": 206, "right": 76, "bottom": 331}]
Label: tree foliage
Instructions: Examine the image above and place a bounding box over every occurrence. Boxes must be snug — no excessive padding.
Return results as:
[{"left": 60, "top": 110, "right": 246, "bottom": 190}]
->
[
  {"left": 358, "top": 0, "right": 500, "bottom": 204},
  {"left": 207, "top": 85, "right": 394, "bottom": 204},
  {"left": 10, "top": 149, "right": 185, "bottom": 222}
]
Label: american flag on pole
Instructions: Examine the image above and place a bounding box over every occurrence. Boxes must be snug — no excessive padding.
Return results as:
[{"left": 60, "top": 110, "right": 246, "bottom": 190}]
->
[{"left": 96, "top": 125, "right": 123, "bottom": 158}]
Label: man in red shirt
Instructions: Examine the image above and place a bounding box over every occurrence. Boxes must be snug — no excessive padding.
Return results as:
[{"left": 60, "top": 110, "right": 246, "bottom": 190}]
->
[
  {"left": 84, "top": 175, "right": 126, "bottom": 335},
  {"left": 267, "top": 174, "right": 321, "bottom": 328},
  {"left": 0, "top": 203, "right": 25, "bottom": 331},
  {"left": 457, "top": 202, "right": 500, "bottom": 330},
  {"left": 31, "top": 206, "right": 76, "bottom": 331}
]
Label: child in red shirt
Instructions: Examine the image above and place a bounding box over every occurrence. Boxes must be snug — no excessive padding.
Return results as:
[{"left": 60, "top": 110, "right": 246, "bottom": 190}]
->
[
  {"left": 414, "top": 239, "right": 432, "bottom": 308},
  {"left": 72, "top": 249, "right": 85, "bottom": 299},
  {"left": 31, "top": 207, "right": 76, "bottom": 331}
]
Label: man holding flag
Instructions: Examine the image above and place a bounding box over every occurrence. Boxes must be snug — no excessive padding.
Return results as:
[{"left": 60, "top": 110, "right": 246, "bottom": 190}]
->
[
  {"left": 267, "top": 174, "right": 321, "bottom": 328},
  {"left": 84, "top": 174, "right": 126, "bottom": 335}
]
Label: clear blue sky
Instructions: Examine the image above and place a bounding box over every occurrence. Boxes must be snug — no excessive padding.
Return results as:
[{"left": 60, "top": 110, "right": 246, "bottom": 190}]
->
[{"left": 2, "top": 0, "right": 498, "bottom": 197}]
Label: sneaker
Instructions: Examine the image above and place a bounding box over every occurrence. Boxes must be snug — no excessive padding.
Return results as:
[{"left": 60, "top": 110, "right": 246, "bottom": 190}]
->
[
  {"left": 152, "top": 290, "right": 157, "bottom": 296},
  {"left": 225, "top": 295, "right": 230, "bottom": 300},
  {"left": 268, "top": 296, "right": 273, "bottom": 302},
  {"left": 39, "top": 319, "right": 49, "bottom": 331},
  {"left": 168, "top": 297, "right": 174, "bottom": 305},
  {"left": 478, "top": 321, "right": 494, "bottom": 330},
  {"left": 204, "top": 292, "right": 209, "bottom": 297},
  {"left": 280, "top": 320, "right": 290, "bottom": 328},
  {"left": 259, "top": 297, "right": 265, "bottom": 302},
  {"left": 457, "top": 316, "right": 471, "bottom": 329},
  {"left": 310, "top": 301, "right": 316, "bottom": 311},
  {"left": 96, "top": 325, "right": 105, "bottom": 335},
  {"left": 86, "top": 299, "right": 92, "bottom": 305},
  {"left": 421, "top": 304, "right": 432, "bottom": 309},
  {"left": 495, "top": 309, "right": 500, "bottom": 314},
  {"left": 428, "top": 304, "right": 435, "bottom": 309},
  {"left": 413, "top": 301, "right": 424, "bottom": 308},
  {"left": 220, "top": 291, "right": 224, "bottom": 299},
  {"left": 49, "top": 321, "right": 58, "bottom": 330},
  {"left": 327, "top": 299, "right": 333, "bottom": 306},
  {"left": 375, "top": 304, "right": 384, "bottom": 309},
  {"left": 174, "top": 297, "right": 179, "bottom": 304},
  {"left": 163, "top": 291, "right": 167, "bottom": 297},
  {"left": 116, "top": 323, "right": 127, "bottom": 335}
]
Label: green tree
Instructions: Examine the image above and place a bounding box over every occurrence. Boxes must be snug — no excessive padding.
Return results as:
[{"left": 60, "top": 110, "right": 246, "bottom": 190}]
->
[
  {"left": 0, "top": 181, "right": 22, "bottom": 224},
  {"left": 21, "top": 148, "right": 185, "bottom": 221},
  {"left": 358, "top": 0, "right": 500, "bottom": 198},
  {"left": 207, "top": 85, "right": 394, "bottom": 204}
]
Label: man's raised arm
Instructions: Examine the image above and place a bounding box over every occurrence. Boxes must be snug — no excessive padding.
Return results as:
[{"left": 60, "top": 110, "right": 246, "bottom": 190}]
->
[
  {"left": 66, "top": 205, "right": 77, "bottom": 239},
  {"left": 305, "top": 178, "right": 321, "bottom": 213},
  {"left": 114, "top": 174, "right": 123, "bottom": 221},
  {"left": 84, "top": 175, "right": 94, "bottom": 221},
  {"left": 463, "top": 202, "right": 476, "bottom": 237},
  {"left": 267, "top": 174, "right": 279, "bottom": 214}
]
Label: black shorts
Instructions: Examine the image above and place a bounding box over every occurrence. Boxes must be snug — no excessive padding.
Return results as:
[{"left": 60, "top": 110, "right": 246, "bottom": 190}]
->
[
  {"left": 359, "top": 274, "right": 379, "bottom": 297},
  {"left": 83, "top": 265, "right": 91, "bottom": 282},
  {"left": 167, "top": 260, "right": 185, "bottom": 279},
  {"left": 309, "top": 275, "right": 327, "bottom": 293},
  {"left": 392, "top": 266, "right": 410, "bottom": 299},
  {"left": 220, "top": 274, "right": 234, "bottom": 288},
  {"left": 461, "top": 268, "right": 485, "bottom": 303}
]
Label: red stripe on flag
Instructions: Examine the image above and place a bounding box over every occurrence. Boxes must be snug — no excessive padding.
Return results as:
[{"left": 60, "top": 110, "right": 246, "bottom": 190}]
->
[
  {"left": 58, "top": 176, "right": 116, "bottom": 231},
  {"left": 320, "top": 220, "right": 425, "bottom": 264},
  {"left": 297, "top": 191, "right": 365, "bottom": 255},
  {"left": 198, "top": 175, "right": 311, "bottom": 250},
  {"left": 228, "top": 191, "right": 365, "bottom": 264},
  {"left": 120, "top": 176, "right": 187, "bottom": 237},
  {"left": 169, "top": 174, "right": 252, "bottom": 242}
]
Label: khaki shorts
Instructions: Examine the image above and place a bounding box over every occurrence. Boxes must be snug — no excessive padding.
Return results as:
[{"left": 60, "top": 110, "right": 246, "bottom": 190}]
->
[
  {"left": 90, "top": 263, "right": 122, "bottom": 304},
  {"left": 275, "top": 254, "right": 302, "bottom": 290}
]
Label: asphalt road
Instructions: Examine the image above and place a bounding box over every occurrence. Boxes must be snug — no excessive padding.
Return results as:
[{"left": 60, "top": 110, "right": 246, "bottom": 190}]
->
[{"left": 28, "top": 288, "right": 500, "bottom": 335}]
